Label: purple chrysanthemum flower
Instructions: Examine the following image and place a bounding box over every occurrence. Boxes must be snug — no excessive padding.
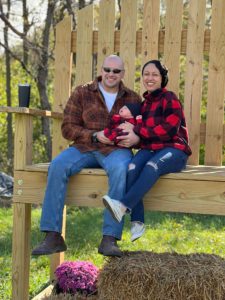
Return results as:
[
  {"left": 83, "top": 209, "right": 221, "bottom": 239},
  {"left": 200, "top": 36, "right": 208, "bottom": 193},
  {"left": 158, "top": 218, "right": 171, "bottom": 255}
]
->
[{"left": 55, "top": 261, "right": 99, "bottom": 295}]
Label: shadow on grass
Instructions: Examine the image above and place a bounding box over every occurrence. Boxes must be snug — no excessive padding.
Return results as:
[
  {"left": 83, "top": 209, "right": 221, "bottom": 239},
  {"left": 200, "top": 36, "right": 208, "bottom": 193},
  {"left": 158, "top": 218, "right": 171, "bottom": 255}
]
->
[
  {"left": 1, "top": 207, "right": 225, "bottom": 256},
  {"left": 28, "top": 207, "right": 225, "bottom": 256},
  {"left": 144, "top": 211, "right": 225, "bottom": 231},
  {"left": 65, "top": 207, "right": 103, "bottom": 253}
]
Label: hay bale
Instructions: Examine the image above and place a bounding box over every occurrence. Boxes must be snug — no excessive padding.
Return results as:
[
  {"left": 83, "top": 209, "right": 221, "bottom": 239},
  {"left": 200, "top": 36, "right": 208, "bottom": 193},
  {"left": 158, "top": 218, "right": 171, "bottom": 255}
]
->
[
  {"left": 42, "top": 293, "right": 98, "bottom": 299},
  {"left": 97, "top": 251, "right": 225, "bottom": 300}
]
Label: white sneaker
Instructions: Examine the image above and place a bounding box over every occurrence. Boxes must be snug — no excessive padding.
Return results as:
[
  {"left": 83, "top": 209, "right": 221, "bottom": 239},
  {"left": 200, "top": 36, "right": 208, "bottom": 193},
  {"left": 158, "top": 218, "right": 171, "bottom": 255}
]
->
[
  {"left": 130, "top": 221, "right": 145, "bottom": 242},
  {"left": 102, "top": 195, "right": 126, "bottom": 222}
]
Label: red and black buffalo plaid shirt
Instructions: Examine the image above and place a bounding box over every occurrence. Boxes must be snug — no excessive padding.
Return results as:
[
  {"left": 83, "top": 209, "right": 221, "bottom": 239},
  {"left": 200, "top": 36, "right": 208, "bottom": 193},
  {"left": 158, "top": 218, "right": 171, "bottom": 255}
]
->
[
  {"left": 61, "top": 76, "right": 141, "bottom": 155},
  {"left": 133, "top": 88, "right": 192, "bottom": 155}
]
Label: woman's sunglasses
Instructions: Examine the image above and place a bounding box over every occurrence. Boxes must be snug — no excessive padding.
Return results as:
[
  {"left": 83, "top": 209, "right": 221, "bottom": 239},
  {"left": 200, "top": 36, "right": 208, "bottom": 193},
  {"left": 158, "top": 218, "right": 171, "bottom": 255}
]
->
[{"left": 103, "top": 67, "right": 124, "bottom": 74}]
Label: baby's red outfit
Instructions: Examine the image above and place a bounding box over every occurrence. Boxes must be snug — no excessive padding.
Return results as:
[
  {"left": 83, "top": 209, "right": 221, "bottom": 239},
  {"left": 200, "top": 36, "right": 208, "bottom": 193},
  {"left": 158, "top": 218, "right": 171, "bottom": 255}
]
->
[{"left": 104, "top": 114, "right": 142, "bottom": 144}]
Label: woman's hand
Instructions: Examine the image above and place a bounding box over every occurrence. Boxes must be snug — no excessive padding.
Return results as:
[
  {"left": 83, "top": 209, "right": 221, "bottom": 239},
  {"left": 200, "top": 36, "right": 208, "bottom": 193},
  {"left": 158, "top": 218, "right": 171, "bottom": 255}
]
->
[
  {"left": 118, "top": 121, "right": 134, "bottom": 131},
  {"left": 116, "top": 129, "right": 140, "bottom": 148}
]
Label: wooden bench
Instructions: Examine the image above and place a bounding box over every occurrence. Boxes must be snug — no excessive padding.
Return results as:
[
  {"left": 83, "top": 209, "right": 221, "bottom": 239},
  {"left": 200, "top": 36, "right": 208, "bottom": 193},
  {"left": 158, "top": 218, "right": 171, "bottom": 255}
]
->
[{"left": 1, "top": 1, "right": 225, "bottom": 299}]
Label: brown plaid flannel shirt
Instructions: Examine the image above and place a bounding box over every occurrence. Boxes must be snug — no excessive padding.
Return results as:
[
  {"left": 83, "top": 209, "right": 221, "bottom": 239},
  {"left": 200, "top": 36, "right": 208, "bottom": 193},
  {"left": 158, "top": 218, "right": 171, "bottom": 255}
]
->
[{"left": 61, "top": 76, "right": 141, "bottom": 155}]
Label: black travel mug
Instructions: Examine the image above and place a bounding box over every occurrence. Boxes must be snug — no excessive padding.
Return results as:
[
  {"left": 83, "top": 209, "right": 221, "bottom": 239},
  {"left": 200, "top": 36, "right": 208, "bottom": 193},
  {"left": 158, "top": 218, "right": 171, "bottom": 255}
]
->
[{"left": 18, "top": 84, "right": 31, "bottom": 107}]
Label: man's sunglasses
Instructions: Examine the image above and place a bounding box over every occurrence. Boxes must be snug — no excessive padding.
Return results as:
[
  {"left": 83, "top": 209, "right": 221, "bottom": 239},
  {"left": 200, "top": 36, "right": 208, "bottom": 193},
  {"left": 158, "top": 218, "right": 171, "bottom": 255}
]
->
[{"left": 103, "top": 67, "right": 124, "bottom": 74}]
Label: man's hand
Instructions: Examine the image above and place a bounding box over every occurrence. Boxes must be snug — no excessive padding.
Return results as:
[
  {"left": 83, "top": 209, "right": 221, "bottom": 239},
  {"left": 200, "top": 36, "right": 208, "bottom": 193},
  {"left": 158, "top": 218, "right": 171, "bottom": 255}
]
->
[
  {"left": 96, "top": 130, "right": 114, "bottom": 145},
  {"left": 116, "top": 129, "right": 140, "bottom": 148}
]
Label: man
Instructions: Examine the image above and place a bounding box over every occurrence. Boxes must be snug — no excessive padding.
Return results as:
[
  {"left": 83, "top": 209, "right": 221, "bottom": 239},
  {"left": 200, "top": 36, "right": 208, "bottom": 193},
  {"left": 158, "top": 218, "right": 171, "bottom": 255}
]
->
[{"left": 32, "top": 55, "right": 141, "bottom": 257}]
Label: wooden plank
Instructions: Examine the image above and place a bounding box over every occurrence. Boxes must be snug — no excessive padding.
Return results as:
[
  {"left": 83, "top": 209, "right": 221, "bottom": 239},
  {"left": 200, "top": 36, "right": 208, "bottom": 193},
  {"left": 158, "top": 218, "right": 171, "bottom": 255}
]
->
[
  {"left": 13, "top": 170, "right": 225, "bottom": 216},
  {"left": 21, "top": 165, "right": 225, "bottom": 181},
  {"left": 120, "top": 0, "right": 137, "bottom": 89},
  {"left": 143, "top": 179, "right": 225, "bottom": 215},
  {"left": 97, "top": 0, "right": 115, "bottom": 74},
  {"left": 184, "top": 0, "right": 206, "bottom": 165},
  {"left": 141, "top": 0, "right": 160, "bottom": 94},
  {"left": 75, "top": 5, "right": 93, "bottom": 86},
  {"left": 31, "top": 284, "right": 54, "bottom": 300},
  {"left": 71, "top": 29, "right": 211, "bottom": 55},
  {"left": 0, "top": 106, "right": 63, "bottom": 118},
  {"left": 12, "top": 203, "right": 31, "bottom": 300},
  {"left": 53, "top": 17, "right": 73, "bottom": 158},
  {"left": 205, "top": 0, "right": 225, "bottom": 166},
  {"left": 164, "top": 0, "right": 183, "bottom": 94},
  {"left": 14, "top": 114, "right": 32, "bottom": 169}
]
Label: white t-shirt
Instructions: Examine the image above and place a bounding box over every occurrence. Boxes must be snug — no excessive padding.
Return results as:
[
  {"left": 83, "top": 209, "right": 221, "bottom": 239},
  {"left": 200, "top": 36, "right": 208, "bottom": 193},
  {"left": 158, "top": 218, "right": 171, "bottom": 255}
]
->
[{"left": 98, "top": 83, "right": 118, "bottom": 112}]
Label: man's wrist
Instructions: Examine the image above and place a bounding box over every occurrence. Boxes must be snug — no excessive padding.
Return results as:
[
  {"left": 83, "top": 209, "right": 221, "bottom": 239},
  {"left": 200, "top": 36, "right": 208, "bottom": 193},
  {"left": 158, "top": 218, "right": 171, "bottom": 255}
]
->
[{"left": 92, "top": 132, "right": 99, "bottom": 143}]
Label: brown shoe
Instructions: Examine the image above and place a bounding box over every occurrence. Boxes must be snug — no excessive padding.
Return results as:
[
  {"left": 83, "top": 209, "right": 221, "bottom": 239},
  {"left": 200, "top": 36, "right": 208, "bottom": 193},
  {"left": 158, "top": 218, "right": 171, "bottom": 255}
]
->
[
  {"left": 98, "top": 235, "right": 123, "bottom": 257},
  {"left": 32, "top": 231, "right": 67, "bottom": 256}
]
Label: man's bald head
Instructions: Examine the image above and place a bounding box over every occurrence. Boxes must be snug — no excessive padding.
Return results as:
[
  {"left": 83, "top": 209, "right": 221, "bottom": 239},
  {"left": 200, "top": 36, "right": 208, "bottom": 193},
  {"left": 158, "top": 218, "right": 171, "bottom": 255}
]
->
[{"left": 102, "top": 55, "right": 124, "bottom": 70}]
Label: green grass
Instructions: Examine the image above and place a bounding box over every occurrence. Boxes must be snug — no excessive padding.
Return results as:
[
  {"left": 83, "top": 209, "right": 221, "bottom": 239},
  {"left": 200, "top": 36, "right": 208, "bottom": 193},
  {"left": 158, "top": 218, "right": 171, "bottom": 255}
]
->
[{"left": 1, "top": 207, "right": 225, "bottom": 299}]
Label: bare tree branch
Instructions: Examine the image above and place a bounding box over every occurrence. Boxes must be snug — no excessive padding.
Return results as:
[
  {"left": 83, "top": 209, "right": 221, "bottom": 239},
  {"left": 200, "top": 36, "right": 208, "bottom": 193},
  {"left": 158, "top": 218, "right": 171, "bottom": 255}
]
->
[
  {"left": 65, "top": 0, "right": 76, "bottom": 27},
  {"left": 0, "top": 10, "right": 26, "bottom": 37},
  {"left": 0, "top": 41, "right": 36, "bottom": 79}
]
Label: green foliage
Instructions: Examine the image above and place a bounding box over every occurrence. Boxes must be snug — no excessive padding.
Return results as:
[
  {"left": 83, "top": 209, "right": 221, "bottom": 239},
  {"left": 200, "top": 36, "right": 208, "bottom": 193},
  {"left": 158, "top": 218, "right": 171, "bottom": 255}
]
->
[
  {"left": 1, "top": 207, "right": 225, "bottom": 299},
  {"left": 0, "top": 57, "right": 54, "bottom": 173}
]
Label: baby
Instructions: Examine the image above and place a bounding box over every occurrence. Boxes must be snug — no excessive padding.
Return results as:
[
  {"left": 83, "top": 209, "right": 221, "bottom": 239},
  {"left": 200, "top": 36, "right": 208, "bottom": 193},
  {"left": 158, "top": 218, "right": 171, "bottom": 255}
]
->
[{"left": 104, "top": 103, "right": 142, "bottom": 144}]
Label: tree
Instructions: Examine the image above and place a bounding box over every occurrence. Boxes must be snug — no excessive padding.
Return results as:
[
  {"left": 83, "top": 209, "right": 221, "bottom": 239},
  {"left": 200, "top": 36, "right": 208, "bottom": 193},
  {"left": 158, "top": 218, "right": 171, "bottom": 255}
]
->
[
  {"left": 0, "top": 0, "right": 13, "bottom": 174},
  {"left": 0, "top": 0, "right": 98, "bottom": 172}
]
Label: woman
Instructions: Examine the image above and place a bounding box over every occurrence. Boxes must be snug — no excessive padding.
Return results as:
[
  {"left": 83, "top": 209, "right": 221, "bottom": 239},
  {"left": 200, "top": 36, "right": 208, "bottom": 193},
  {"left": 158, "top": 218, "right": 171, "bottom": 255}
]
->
[{"left": 102, "top": 60, "right": 192, "bottom": 242}]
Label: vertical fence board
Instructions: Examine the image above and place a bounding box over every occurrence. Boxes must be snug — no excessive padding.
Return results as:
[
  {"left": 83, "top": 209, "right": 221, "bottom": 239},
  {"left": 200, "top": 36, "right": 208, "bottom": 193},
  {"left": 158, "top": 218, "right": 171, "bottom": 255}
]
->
[
  {"left": 205, "top": 0, "right": 225, "bottom": 165},
  {"left": 140, "top": 0, "right": 160, "bottom": 94},
  {"left": 120, "top": 0, "right": 138, "bottom": 89},
  {"left": 97, "top": 0, "right": 115, "bottom": 73},
  {"left": 76, "top": 5, "right": 93, "bottom": 86},
  {"left": 52, "top": 17, "right": 73, "bottom": 158},
  {"left": 164, "top": 0, "right": 183, "bottom": 95},
  {"left": 184, "top": 0, "right": 206, "bottom": 165},
  {"left": 51, "top": 16, "right": 73, "bottom": 279},
  {"left": 142, "top": 0, "right": 160, "bottom": 63}
]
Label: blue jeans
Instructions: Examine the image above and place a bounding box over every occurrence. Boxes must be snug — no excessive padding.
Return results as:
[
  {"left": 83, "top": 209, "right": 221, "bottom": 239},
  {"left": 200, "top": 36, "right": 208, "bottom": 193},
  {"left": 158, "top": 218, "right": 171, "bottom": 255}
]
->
[
  {"left": 125, "top": 148, "right": 188, "bottom": 223},
  {"left": 40, "top": 146, "right": 133, "bottom": 240}
]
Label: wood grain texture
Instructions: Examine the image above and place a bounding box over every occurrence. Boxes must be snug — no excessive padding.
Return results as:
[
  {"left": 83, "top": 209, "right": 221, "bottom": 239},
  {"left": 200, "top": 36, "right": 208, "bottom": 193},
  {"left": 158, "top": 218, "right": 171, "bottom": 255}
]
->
[
  {"left": 75, "top": 5, "right": 93, "bottom": 86},
  {"left": 97, "top": 0, "right": 115, "bottom": 74},
  {"left": 120, "top": 0, "right": 138, "bottom": 88},
  {"left": 205, "top": 0, "right": 225, "bottom": 165},
  {"left": 71, "top": 29, "right": 211, "bottom": 55},
  {"left": 184, "top": 0, "right": 206, "bottom": 165},
  {"left": 163, "top": 0, "right": 183, "bottom": 94},
  {"left": 141, "top": 0, "right": 160, "bottom": 94},
  {"left": 53, "top": 17, "right": 73, "bottom": 157},
  {"left": 9, "top": 2, "right": 225, "bottom": 299},
  {"left": 12, "top": 203, "right": 31, "bottom": 300},
  {"left": 13, "top": 168, "right": 225, "bottom": 216}
]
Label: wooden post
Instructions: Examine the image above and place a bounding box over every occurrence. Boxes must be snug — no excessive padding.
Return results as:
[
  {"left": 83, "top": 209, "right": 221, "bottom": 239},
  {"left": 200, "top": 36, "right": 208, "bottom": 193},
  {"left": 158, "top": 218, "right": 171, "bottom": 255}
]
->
[{"left": 12, "top": 114, "right": 32, "bottom": 300}]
